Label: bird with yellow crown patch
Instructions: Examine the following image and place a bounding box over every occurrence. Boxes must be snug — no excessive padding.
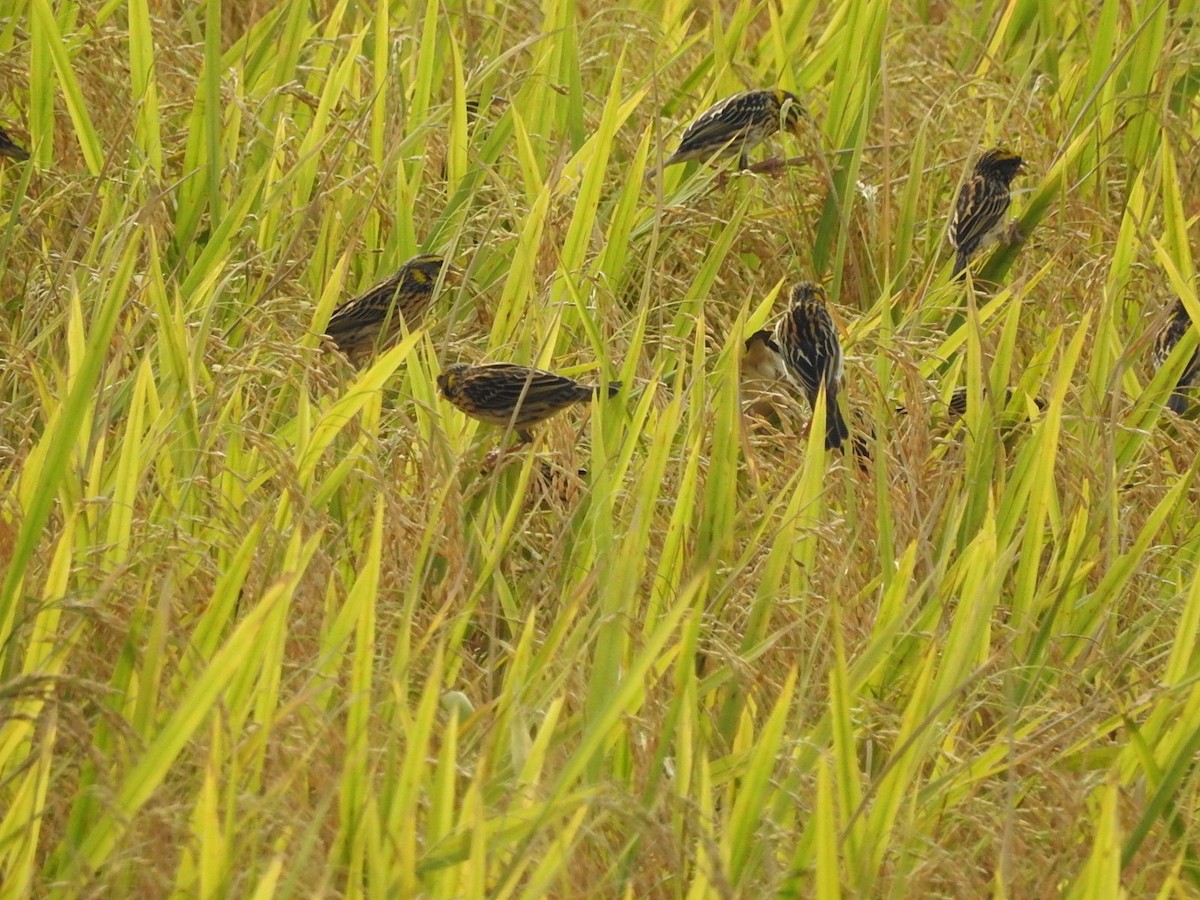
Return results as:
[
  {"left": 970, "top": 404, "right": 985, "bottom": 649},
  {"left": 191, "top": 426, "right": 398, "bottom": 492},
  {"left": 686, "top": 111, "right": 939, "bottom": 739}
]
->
[{"left": 325, "top": 254, "right": 463, "bottom": 363}]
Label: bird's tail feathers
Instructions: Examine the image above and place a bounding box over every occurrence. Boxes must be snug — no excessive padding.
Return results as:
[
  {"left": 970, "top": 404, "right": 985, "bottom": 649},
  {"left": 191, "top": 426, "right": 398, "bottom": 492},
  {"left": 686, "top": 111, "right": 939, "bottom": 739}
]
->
[
  {"left": 952, "top": 252, "right": 968, "bottom": 280},
  {"left": 824, "top": 398, "right": 850, "bottom": 451}
]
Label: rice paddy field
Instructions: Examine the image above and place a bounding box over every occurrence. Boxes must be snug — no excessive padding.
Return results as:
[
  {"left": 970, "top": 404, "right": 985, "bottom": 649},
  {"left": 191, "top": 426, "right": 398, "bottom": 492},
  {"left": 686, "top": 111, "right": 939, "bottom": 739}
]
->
[{"left": 4, "top": 0, "right": 1200, "bottom": 895}]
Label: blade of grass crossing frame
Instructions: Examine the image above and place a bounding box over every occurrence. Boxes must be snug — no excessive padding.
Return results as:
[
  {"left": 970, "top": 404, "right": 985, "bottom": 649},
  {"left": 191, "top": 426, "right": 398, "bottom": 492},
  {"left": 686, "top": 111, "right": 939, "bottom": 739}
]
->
[
  {"left": 127, "top": 0, "right": 163, "bottom": 176},
  {"left": 388, "top": 647, "right": 448, "bottom": 897},
  {"left": 1159, "top": 139, "right": 1195, "bottom": 282},
  {"left": 814, "top": 753, "right": 842, "bottom": 900},
  {"left": 697, "top": 335, "right": 741, "bottom": 564},
  {"left": 101, "top": 359, "right": 153, "bottom": 574},
  {"left": 411, "top": 0, "right": 441, "bottom": 130},
  {"left": 446, "top": 32, "right": 468, "bottom": 191},
  {"left": 335, "top": 498, "right": 384, "bottom": 886},
  {"left": 183, "top": 520, "right": 267, "bottom": 676},
  {"left": 828, "top": 621, "right": 862, "bottom": 875},
  {"left": 671, "top": 198, "right": 750, "bottom": 340},
  {"left": 726, "top": 671, "right": 799, "bottom": 888},
  {"left": 370, "top": 0, "right": 390, "bottom": 164},
  {"left": 0, "top": 517, "right": 76, "bottom": 895},
  {"left": 1069, "top": 779, "right": 1122, "bottom": 898},
  {"left": 67, "top": 530, "right": 321, "bottom": 878},
  {"left": 1009, "top": 314, "right": 1089, "bottom": 640},
  {"left": 0, "top": 233, "right": 139, "bottom": 663},
  {"left": 559, "top": 50, "right": 627, "bottom": 276},
  {"left": 494, "top": 578, "right": 698, "bottom": 887},
  {"left": 423, "top": 715, "right": 462, "bottom": 897},
  {"left": 30, "top": 0, "right": 102, "bottom": 174},
  {"left": 293, "top": 333, "right": 423, "bottom": 490}
]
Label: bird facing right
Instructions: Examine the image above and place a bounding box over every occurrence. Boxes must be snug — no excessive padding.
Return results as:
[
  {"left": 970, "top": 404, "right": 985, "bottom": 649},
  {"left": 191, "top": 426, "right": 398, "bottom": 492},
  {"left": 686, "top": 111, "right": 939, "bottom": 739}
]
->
[
  {"left": 437, "top": 362, "right": 621, "bottom": 443},
  {"left": 659, "top": 88, "right": 807, "bottom": 173},
  {"left": 325, "top": 254, "right": 462, "bottom": 362},
  {"left": 0, "top": 126, "right": 29, "bottom": 162},
  {"left": 1152, "top": 298, "right": 1200, "bottom": 415},
  {"left": 772, "top": 282, "right": 850, "bottom": 451},
  {"left": 949, "top": 147, "right": 1025, "bottom": 278}
]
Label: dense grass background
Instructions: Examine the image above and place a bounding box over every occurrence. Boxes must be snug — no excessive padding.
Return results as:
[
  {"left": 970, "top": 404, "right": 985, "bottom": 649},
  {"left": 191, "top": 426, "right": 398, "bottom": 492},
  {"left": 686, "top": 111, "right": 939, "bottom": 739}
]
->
[{"left": 3, "top": 0, "right": 1200, "bottom": 895}]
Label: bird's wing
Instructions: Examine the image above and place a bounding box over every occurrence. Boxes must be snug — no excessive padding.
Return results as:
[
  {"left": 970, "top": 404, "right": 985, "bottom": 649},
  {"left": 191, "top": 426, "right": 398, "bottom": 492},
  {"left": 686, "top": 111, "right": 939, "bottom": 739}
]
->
[
  {"left": 327, "top": 273, "right": 404, "bottom": 333},
  {"left": 950, "top": 176, "right": 1009, "bottom": 252},
  {"left": 674, "top": 95, "right": 762, "bottom": 157},
  {"left": 464, "top": 366, "right": 581, "bottom": 407}
]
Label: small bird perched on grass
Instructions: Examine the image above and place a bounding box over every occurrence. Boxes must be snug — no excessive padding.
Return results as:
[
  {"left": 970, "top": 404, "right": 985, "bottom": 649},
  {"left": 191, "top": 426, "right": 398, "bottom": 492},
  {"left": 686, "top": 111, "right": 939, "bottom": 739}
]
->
[
  {"left": 949, "top": 147, "right": 1026, "bottom": 278},
  {"left": 325, "top": 254, "right": 462, "bottom": 362},
  {"left": 654, "top": 89, "right": 807, "bottom": 177},
  {"left": 771, "top": 281, "right": 850, "bottom": 451},
  {"left": 941, "top": 386, "right": 1046, "bottom": 422},
  {"left": 742, "top": 329, "right": 791, "bottom": 383},
  {"left": 741, "top": 329, "right": 793, "bottom": 421},
  {"left": 437, "top": 362, "right": 621, "bottom": 443},
  {"left": 1152, "top": 298, "right": 1199, "bottom": 415},
  {"left": 0, "top": 126, "right": 29, "bottom": 161}
]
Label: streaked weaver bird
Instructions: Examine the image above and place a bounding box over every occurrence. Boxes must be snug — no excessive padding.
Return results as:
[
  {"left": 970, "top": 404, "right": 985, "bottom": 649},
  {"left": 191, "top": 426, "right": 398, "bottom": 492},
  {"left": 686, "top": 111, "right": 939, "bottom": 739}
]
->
[
  {"left": 437, "top": 363, "right": 621, "bottom": 443},
  {"left": 1153, "top": 298, "right": 1200, "bottom": 415},
  {"left": 657, "top": 89, "right": 807, "bottom": 175},
  {"left": 325, "top": 254, "right": 462, "bottom": 362},
  {"left": 949, "top": 147, "right": 1025, "bottom": 278},
  {"left": 772, "top": 281, "right": 850, "bottom": 451}
]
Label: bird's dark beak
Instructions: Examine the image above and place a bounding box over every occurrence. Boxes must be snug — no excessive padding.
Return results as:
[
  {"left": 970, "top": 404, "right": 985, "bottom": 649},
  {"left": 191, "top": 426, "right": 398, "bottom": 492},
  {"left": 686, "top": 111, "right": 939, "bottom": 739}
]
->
[{"left": 443, "top": 263, "right": 467, "bottom": 286}]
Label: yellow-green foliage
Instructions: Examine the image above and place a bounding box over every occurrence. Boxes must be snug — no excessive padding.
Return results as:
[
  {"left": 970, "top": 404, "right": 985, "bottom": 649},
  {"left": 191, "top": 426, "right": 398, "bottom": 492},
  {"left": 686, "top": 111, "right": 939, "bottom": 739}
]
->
[{"left": 3, "top": 0, "right": 1200, "bottom": 895}]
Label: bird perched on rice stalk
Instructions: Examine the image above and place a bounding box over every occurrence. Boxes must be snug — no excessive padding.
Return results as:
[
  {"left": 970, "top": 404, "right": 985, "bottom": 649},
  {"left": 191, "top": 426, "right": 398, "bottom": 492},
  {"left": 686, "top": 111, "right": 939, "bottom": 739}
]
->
[
  {"left": 1152, "top": 298, "right": 1200, "bottom": 415},
  {"left": 437, "top": 362, "right": 620, "bottom": 443},
  {"left": 325, "top": 254, "right": 462, "bottom": 362},
  {"left": 740, "top": 328, "right": 793, "bottom": 421},
  {"left": 0, "top": 126, "right": 29, "bottom": 161},
  {"left": 949, "top": 147, "right": 1025, "bottom": 279},
  {"left": 652, "top": 89, "right": 807, "bottom": 178},
  {"left": 767, "top": 281, "right": 850, "bottom": 451}
]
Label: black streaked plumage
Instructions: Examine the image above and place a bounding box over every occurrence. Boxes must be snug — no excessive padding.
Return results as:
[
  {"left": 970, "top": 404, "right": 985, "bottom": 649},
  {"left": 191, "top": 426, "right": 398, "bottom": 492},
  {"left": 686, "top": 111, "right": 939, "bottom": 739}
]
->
[
  {"left": 893, "top": 386, "right": 1044, "bottom": 423},
  {"left": 1153, "top": 299, "right": 1200, "bottom": 415},
  {"left": 772, "top": 282, "right": 850, "bottom": 451},
  {"left": 949, "top": 148, "right": 1025, "bottom": 278},
  {"left": 463, "top": 94, "right": 508, "bottom": 123},
  {"left": 0, "top": 126, "right": 29, "bottom": 162},
  {"left": 326, "top": 254, "right": 461, "bottom": 362},
  {"left": 662, "top": 89, "right": 807, "bottom": 172},
  {"left": 437, "top": 363, "right": 621, "bottom": 443}
]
